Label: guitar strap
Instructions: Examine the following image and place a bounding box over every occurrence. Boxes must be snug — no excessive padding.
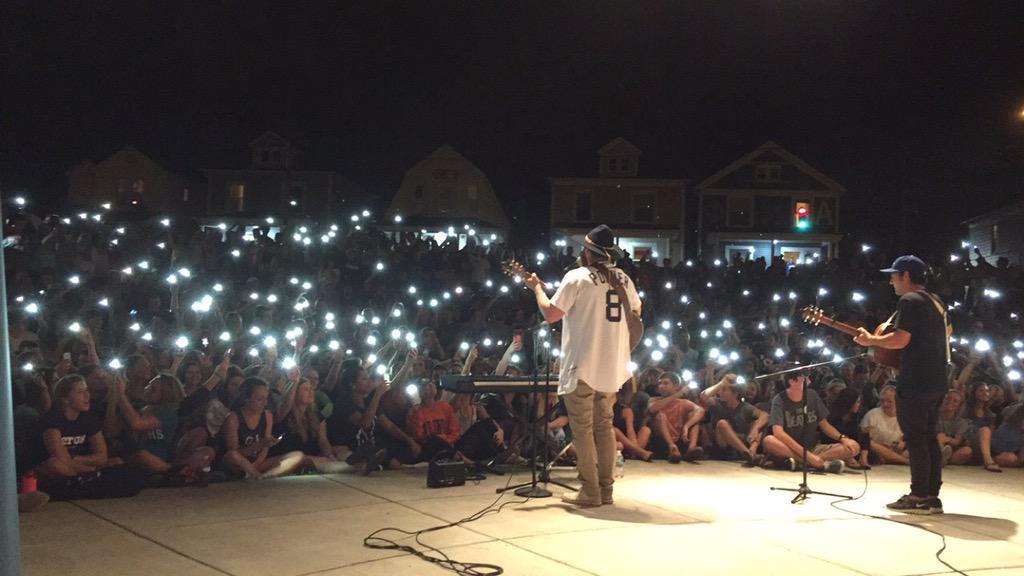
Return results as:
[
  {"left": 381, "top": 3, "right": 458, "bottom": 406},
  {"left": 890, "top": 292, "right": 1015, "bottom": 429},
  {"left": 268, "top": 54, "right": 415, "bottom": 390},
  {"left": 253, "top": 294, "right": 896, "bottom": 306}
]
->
[{"left": 917, "top": 290, "right": 952, "bottom": 366}]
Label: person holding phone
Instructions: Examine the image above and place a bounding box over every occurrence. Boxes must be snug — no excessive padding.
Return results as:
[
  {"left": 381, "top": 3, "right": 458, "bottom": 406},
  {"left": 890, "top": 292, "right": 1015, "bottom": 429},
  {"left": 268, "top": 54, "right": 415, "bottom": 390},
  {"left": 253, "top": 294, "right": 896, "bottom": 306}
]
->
[{"left": 220, "top": 378, "right": 303, "bottom": 480}]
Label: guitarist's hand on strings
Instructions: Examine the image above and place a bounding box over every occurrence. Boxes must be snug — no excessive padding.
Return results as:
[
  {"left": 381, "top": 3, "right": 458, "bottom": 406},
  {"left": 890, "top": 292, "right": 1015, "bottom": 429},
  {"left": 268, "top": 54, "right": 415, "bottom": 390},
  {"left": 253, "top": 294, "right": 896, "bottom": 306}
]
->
[
  {"left": 524, "top": 272, "right": 543, "bottom": 291},
  {"left": 853, "top": 327, "right": 874, "bottom": 347}
]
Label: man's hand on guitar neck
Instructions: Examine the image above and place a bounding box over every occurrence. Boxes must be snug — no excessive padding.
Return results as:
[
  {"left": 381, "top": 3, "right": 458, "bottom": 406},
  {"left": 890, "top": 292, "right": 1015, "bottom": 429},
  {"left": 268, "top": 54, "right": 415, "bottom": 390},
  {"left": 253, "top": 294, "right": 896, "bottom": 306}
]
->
[{"left": 524, "top": 272, "right": 543, "bottom": 292}]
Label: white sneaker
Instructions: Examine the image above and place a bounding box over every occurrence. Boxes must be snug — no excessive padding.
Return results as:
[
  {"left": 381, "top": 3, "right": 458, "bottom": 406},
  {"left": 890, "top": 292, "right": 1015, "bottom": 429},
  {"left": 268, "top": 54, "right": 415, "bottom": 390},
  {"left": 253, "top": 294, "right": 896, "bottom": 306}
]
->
[
  {"left": 314, "top": 459, "right": 349, "bottom": 474},
  {"left": 261, "top": 451, "right": 305, "bottom": 478},
  {"left": 941, "top": 445, "right": 953, "bottom": 466}
]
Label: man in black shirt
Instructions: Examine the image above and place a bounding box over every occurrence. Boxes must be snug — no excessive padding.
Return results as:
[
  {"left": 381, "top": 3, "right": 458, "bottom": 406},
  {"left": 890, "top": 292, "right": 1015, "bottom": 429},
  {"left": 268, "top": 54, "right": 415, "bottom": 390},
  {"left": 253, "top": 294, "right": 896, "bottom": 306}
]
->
[{"left": 855, "top": 255, "right": 950, "bottom": 515}]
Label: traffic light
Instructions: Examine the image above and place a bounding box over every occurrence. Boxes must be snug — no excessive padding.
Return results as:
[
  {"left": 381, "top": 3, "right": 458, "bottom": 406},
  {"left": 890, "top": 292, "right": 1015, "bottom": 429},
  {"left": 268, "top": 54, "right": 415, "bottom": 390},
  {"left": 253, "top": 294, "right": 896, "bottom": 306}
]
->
[{"left": 794, "top": 202, "right": 811, "bottom": 231}]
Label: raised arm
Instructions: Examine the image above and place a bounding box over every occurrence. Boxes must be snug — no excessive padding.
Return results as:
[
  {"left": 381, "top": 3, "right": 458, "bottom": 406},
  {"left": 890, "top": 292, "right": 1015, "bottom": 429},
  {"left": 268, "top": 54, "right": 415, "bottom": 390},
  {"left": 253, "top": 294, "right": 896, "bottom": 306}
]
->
[
  {"left": 494, "top": 340, "right": 523, "bottom": 376},
  {"left": 524, "top": 275, "right": 565, "bottom": 325}
]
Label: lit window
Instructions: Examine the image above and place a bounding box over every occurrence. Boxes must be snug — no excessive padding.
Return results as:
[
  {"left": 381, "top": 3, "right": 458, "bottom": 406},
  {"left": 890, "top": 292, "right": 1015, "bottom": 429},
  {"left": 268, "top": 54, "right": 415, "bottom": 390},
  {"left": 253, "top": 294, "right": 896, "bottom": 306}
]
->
[{"left": 229, "top": 184, "right": 246, "bottom": 212}]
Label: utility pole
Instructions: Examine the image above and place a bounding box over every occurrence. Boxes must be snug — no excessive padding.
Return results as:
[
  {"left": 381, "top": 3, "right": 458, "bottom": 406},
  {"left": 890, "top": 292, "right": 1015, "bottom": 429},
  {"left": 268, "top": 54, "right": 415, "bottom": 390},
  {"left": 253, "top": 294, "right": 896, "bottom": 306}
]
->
[{"left": 0, "top": 198, "right": 24, "bottom": 576}]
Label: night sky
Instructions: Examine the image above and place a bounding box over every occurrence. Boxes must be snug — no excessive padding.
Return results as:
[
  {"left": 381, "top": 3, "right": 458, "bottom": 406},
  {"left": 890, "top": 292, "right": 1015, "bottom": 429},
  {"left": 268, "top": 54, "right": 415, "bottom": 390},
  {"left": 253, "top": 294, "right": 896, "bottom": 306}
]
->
[{"left": 3, "top": 2, "right": 1023, "bottom": 252}]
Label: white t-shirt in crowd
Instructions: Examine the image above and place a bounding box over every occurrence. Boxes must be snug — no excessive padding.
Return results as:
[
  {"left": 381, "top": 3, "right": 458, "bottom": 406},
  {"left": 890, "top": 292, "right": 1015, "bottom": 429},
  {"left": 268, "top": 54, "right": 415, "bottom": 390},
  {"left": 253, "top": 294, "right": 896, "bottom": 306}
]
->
[
  {"left": 860, "top": 407, "right": 903, "bottom": 445},
  {"left": 550, "top": 265, "right": 641, "bottom": 396}
]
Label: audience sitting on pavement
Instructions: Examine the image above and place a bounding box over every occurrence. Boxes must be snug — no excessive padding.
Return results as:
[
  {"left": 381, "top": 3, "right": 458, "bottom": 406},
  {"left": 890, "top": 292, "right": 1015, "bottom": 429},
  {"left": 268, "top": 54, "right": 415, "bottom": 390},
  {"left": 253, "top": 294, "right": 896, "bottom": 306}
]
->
[
  {"left": 761, "top": 370, "right": 858, "bottom": 473},
  {"left": 860, "top": 385, "right": 909, "bottom": 465},
  {"left": 963, "top": 381, "right": 1002, "bottom": 472},
  {"left": 699, "top": 374, "right": 768, "bottom": 466},
  {"left": 4, "top": 205, "right": 1023, "bottom": 504},
  {"left": 647, "top": 372, "right": 706, "bottom": 463},
  {"left": 937, "top": 390, "right": 972, "bottom": 465}
]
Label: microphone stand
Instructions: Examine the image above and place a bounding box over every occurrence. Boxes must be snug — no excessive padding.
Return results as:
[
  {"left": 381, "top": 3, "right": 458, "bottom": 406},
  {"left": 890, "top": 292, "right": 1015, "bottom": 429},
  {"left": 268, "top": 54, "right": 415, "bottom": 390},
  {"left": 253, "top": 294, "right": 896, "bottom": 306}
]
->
[
  {"left": 759, "top": 353, "right": 865, "bottom": 504},
  {"left": 496, "top": 319, "right": 574, "bottom": 497}
]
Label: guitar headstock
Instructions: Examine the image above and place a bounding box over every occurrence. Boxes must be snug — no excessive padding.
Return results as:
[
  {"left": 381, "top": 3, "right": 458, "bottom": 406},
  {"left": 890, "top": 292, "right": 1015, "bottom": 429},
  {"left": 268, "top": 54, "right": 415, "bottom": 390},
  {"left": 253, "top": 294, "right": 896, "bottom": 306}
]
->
[
  {"left": 800, "top": 305, "right": 827, "bottom": 326},
  {"left": 501, "top": 259, "right": 530, "bottom": 283}
]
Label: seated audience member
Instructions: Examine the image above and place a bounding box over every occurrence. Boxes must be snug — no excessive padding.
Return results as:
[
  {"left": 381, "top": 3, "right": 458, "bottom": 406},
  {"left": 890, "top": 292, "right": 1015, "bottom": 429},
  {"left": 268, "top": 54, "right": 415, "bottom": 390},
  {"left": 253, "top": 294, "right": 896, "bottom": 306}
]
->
[
  {"left": 220, "top": 378, "right": 304, "bottom": 480},
  {"left": 36, "top": 375, "right": 135, "bottom": 498},
  {"left": 826, "top": 388, "right": 871, "bottom": 469},
  {"left": 860, "top": 385, "right": 909, "bottom": 465},
  {"left": 204, "top": 365, "right": 245, "bottom": 441},
  {"left": 824, "top": 379, "right": 848, "bottom": 408},
  {"left": 936, "top": 390, "right": 972, "bottom": 465},
  {"left": 963, "top": 381, "right": 1002, "bottom": 472},
  {"left": 13, "top": 367, "right": 52, "bottom": 475},
  {"left": 133, "top": 374, "right": 215, "bottom": 483},
  {"left": 123, "top": 354, "right": 154, "bottom": 403},
  {"left": 406, "top": 377, "right": 461, "bottom": 462},
  {"left": 647, "top": 372, "right": 705, "bottom": 462},
  {"left": 101, "top": 369, "right": 162, "bottom": 459},
  {"left": 271, "top": 377, "right": 347, "bottom": 472},
  {"left": 991, "top": 401, "right": 1024, "bottom": 469},
  {"left": 761, "top": 370, "right": 856, "bottom": 473},
  {"left": 326, "top": 364, "right": 390, "bottom": 474},
  {"left": 612, "top": 387, "right": 653, "bottom": 461},
  {"left": 700, "top": 374, "right": 768, "bottom": 465},
  {"left": 176, "top": 351, "right": 235, "bottom": 456}
]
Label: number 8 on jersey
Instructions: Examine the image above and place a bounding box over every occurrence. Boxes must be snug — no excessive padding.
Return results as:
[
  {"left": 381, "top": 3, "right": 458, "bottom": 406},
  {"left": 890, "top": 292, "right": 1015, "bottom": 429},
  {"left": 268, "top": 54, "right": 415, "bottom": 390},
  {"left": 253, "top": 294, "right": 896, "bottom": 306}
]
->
[{"left": 605, "top": 290, "right": 622, "bottom": 322}]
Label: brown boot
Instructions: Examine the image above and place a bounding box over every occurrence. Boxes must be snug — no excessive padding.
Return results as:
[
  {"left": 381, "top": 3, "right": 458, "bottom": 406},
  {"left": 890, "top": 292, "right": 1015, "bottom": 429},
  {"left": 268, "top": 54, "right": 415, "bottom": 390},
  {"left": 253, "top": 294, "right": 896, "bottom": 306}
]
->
[{"left": 562, "top": 491, "right": 602, "bottom": 507}]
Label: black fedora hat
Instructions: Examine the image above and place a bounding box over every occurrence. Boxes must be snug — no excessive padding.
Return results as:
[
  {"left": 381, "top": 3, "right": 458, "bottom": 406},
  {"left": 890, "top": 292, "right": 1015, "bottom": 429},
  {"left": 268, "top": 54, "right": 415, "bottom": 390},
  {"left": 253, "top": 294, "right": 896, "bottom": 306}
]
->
[{"left": 582, "top": 224, "right": 626, "bottom": 262}]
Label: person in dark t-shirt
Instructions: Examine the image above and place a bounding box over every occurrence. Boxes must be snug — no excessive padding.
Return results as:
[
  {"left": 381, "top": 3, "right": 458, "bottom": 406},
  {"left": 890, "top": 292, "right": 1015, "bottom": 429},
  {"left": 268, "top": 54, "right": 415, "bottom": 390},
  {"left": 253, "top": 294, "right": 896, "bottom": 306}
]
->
[
  {"left": 36, "top": 375, "right": 120, "bottom": 480},
  {"left": 855, "top": 255, "right": 950, "bottom": 514},
  {"left": 762, "top": 369, "right": 857, "bottom": 472}
]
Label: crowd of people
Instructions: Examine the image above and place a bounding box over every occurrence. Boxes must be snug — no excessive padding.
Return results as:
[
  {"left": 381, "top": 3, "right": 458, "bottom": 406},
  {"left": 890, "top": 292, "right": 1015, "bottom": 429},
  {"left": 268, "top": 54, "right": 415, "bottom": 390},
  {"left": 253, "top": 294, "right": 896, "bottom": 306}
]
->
[{"left": 5, "top": 202, "right": 1023, "bottom": 507}]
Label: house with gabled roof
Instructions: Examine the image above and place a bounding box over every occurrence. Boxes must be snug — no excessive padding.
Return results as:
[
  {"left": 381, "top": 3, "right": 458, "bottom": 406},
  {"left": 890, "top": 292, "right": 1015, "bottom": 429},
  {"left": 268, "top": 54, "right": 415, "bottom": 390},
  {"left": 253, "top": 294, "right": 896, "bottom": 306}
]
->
[
  {"left": 384, "top": 145, "right": 510, "bottom": 245},
  {"left": 67, "top": 145, "right": 191, "bottom": 213},
  {"left": 697, "top": 141, "right": 845, "bottom": 265},
  {"left": 550, "top": 137, "right": 688, "bottom": 263}
]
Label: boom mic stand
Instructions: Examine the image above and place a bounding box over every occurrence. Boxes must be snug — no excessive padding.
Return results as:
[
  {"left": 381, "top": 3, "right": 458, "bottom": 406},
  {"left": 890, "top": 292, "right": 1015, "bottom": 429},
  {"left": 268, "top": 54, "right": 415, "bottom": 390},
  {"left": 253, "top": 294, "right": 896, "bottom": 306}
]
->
[{"left": 759, "top": 353, "right": 866, "bottom": 504}]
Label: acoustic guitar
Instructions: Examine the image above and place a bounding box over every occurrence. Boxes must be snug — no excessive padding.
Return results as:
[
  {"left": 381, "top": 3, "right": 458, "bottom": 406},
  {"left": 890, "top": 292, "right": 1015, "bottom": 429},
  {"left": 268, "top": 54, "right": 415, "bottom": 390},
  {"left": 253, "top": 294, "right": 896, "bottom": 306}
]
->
[
  {"left": 501, "top": 259, "right": 531, "bottom": 283},
  {"left": 800, "top": 305, "right": 900, "bottom": 369}
]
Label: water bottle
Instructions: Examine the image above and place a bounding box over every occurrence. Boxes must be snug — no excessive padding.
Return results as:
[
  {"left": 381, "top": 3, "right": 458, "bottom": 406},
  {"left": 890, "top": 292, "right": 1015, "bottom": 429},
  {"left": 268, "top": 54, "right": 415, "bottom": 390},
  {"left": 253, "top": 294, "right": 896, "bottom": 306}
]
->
[
  {"left": 614, "top": 450, "right": 625, "bottom": 479},
  {"left": 20, "top": 471, "right": 38, "bottom": 494}
]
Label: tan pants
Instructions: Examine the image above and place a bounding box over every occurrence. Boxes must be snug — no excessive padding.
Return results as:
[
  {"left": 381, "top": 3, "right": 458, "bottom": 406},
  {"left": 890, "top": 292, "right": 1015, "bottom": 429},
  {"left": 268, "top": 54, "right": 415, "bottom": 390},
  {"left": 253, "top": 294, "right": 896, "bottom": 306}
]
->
[{"left": 563, "top": 380, "right": 617, "bottom": 499}]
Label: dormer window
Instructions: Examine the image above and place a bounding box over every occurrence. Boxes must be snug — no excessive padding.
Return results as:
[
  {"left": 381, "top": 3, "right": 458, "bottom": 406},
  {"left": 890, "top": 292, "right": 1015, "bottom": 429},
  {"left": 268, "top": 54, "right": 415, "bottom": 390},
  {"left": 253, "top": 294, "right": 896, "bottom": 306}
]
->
[
  {"left": 597, "top": 138, "right": 641, "bottom": 177},
  {"left": 754, "top": 163, "right": 783, "bottom": 182}
]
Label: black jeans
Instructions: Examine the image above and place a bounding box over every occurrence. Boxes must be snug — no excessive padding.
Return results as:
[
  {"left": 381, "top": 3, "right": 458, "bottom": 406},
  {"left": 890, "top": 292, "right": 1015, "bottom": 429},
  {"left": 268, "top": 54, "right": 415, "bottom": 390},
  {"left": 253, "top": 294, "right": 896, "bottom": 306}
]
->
[{"left": 895, "top": 389, "right": 945, "bottom": 497}]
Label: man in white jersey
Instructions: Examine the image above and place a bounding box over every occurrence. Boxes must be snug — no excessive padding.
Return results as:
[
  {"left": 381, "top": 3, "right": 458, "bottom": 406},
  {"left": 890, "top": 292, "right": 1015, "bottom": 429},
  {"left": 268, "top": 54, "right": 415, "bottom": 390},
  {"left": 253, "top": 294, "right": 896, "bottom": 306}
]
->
[{"left": 525, "top": 225, "right": 642, "bottom": 506}]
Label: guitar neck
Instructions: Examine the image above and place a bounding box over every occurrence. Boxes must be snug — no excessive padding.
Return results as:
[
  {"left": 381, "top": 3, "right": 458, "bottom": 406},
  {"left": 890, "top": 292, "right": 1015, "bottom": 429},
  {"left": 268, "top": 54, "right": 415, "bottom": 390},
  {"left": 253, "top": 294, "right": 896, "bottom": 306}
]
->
[{"left": 819, "top": 316, "right": 861, "bottom": 338}]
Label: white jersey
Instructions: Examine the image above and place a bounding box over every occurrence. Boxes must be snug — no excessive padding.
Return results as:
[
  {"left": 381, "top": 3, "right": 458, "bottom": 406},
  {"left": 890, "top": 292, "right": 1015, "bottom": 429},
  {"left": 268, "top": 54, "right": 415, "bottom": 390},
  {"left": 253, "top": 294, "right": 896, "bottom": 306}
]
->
[{"left": 550, "top": 265, "right": 641, "bottom": 395}]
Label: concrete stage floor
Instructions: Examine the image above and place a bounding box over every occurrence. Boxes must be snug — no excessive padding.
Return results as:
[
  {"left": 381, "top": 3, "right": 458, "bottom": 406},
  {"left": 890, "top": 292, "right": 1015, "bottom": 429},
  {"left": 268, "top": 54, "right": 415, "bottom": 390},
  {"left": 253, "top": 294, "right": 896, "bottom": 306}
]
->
[{"left": 18, "top": 460, "right": 1024, "bottom": 576}]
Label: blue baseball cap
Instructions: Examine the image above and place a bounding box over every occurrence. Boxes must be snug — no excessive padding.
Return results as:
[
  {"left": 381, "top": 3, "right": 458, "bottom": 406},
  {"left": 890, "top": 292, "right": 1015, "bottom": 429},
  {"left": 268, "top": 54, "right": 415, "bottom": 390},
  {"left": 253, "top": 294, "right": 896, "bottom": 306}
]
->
[{"left": 880, "top": 255, "right": 928, "bottom": 275}]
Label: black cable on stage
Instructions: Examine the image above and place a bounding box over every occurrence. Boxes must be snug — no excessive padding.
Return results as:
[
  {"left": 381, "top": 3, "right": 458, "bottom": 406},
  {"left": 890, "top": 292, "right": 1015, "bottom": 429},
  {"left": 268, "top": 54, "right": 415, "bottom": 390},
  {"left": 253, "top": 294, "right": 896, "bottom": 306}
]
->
[
  {"left": 363, "top": 468, "right": 530, "bottom": 576},
  {"left": 827, "top": 467, "right": 967, "bottom": 576}
]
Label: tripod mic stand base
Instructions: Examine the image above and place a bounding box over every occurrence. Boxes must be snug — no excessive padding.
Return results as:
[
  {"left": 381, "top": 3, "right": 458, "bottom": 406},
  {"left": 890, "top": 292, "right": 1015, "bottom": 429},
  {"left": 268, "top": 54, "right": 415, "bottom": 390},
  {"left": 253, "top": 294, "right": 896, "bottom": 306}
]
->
[
  {"left": 771, "top": 484, "right": 851, "bottom": 504},
  {"left": 513, "top": 485, "right": 553, "bottom": 498}
]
